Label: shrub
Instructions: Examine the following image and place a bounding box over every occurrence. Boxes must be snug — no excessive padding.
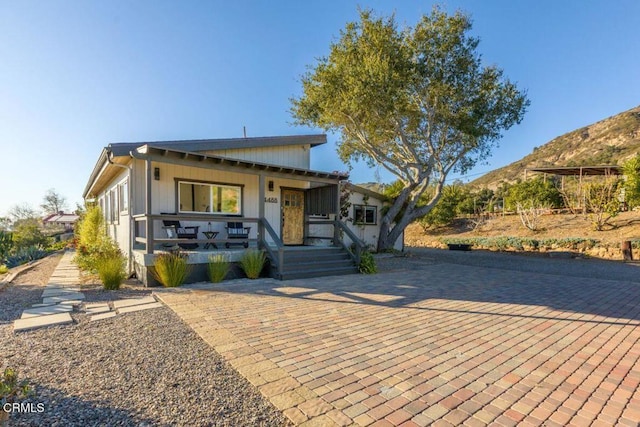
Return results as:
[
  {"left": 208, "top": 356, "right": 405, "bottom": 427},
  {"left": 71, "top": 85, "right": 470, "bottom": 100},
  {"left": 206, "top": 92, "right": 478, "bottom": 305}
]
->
[
  {"left": 12, "top": 219, "right": 49, "bottom": 250},
  {"left": 0, "top": 264, "right": 8, "bottom": 275},
  {"left": 207, "top": 254, "right": 230, "bottom": 283},
  {"left": 0, "top": 367, "right": 32, "bottom": 407},
  {"left": 504, "top": 177, "right": 563, "bottom": 211},
  {"left": 240, "top": 249, "right": 266, "bottom": 279},
  {"left": 358, "top": 251, "right": 377, "bottom": 274},
  {"left": 95, "top": 253, "right": 126, "bottom": 290},
  {"left": 0, "top": 231, "right": 12, "bottom": 262},
  {"left": 152, "top": 251, "right": 191, "bottom": 287},
  {"left": 74, "top": 206, "right": 118, "bottom": 272},
  {"left": 75, "top": 206, "right": 104, "bottom": 249}
]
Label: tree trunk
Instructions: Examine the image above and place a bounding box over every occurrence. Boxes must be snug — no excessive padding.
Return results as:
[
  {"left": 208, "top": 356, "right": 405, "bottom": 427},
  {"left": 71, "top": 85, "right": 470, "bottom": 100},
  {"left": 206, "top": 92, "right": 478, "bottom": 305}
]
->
[{"left": 377, "top": 214, "right": 413, "bottom": 252}]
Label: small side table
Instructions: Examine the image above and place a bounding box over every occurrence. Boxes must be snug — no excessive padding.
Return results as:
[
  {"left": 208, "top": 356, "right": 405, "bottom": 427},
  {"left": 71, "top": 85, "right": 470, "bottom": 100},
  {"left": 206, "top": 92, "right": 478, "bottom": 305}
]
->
[{"left": 203, "top": 231, "right": 219, "bottom": 249}]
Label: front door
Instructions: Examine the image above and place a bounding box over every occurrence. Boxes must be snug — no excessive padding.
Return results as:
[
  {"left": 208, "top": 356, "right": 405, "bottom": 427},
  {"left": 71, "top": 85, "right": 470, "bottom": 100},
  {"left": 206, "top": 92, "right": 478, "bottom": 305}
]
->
[{"left": 282, "top": 189, "right": 304, "bottom": 245}]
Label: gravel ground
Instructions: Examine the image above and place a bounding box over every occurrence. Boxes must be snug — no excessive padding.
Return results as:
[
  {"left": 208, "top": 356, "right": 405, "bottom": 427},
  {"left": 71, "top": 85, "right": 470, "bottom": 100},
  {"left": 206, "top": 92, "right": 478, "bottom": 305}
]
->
[{"left": 1, "top": 254, "right": 290, "bottom": 427}]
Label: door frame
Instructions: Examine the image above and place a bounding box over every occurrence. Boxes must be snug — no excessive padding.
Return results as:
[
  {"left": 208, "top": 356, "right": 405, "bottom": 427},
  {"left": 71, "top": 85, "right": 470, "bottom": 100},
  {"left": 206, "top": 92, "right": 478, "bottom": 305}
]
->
[{"left": 280, "top": 187, "right": 305, "bottom": 245}]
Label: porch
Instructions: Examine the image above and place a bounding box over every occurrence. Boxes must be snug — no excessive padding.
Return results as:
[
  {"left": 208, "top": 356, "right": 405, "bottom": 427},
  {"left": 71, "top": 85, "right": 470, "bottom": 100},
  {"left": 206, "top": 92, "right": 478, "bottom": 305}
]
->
[{"left": 132, "top": 213, "right": 363, "bottom": 285}]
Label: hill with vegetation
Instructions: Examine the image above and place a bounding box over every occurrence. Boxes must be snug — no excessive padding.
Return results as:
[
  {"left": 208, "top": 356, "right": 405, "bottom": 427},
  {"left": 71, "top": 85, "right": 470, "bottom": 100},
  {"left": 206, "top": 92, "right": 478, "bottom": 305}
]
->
[
  {"left": 472, "top": 104, "right": 640, "bottom": 188},
  {"left": 404, "top": 211, "right": 640, "bottom": 260}
]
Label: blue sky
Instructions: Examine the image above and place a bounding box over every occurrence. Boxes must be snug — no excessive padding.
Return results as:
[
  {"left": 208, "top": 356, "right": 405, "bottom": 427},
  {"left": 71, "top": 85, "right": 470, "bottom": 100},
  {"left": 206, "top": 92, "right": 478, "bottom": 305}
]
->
[{"left": 1, "top": 1, "right": 639, "bottom": 217}]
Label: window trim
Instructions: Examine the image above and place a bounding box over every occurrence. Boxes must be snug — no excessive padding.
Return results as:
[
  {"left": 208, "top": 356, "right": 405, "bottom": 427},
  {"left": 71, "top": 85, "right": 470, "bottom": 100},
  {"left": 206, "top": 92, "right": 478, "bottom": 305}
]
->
[
  {"left": 109, "top": 188, "right": 119, "bottom": 224},
  {"left": 118, "top": 179, "right": 129, "bottom": 214},
  {"left": 175, "top": 178, "right": 244, "bottom": 216},
  {"left": 353, "top": 204, "right": 377, "bottom": 225}
]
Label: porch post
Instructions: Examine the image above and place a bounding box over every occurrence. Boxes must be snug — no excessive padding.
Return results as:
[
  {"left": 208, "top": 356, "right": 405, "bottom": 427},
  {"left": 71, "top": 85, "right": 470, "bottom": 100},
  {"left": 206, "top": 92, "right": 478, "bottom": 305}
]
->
[
  {"left": 258, "top": 173, "right": 265, "bottom": 247},
  {"left": 333, "top": 181, "right": 341, "bottom": 245},
  {"left": 145, "top": 158, "right": 154, "bottom": 254}
]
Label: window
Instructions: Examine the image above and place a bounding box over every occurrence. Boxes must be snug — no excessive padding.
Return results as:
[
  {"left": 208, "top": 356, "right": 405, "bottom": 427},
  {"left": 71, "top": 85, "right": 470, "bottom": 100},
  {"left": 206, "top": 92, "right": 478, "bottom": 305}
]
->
[
  {"left": 99, "top": 197, "right": 105, "bottom": 219},
  {"left": 119, "top": 180, "right": 129, "bottom": 213},
  {"left": 178, "top": 181, "right": 242, "bottom": 215},
  {"left": 353, "top": 205, "right": 377, "bottom": 225},
  {"left": 109, "top": 188, "right": 118, "bottom": 224}
]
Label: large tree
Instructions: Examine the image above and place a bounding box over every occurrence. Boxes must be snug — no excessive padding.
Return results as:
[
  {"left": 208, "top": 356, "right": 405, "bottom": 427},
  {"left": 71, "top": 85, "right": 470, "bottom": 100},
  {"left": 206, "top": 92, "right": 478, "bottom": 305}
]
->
[
  {"left": 291, "top": 8, "right": 529, "bottom": 250},
  {"left": 41, "top": 188, "right": 67, "bottom": 214}
]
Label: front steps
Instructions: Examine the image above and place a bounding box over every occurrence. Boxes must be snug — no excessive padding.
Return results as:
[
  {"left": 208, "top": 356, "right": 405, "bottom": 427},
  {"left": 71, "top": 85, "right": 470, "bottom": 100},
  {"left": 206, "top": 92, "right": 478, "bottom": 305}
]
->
[{"left": 272, "top": 246, "right": 359, "bottom": 280}]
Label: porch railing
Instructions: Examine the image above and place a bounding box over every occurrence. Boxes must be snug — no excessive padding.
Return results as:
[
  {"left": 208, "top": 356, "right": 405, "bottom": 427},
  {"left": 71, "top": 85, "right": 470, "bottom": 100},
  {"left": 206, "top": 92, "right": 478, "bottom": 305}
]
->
[
  {"left": 305, "top": 219, "right": 365, "bottom": 266},
  {"left": 258, "top": 217, "right": 284, "bottom": 274},
  {"left": 131, "top": 213, "right": 361, "bottom": 274},
  {"left": 132, "top": 213, "right": 263, "bottom": 253}
]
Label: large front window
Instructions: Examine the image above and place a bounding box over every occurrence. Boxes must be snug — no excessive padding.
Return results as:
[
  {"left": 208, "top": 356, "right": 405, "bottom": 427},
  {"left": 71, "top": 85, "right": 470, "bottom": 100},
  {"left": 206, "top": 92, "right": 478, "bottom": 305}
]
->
[{"left": 178, "top": 181, "right": 242, "bottom": 215}]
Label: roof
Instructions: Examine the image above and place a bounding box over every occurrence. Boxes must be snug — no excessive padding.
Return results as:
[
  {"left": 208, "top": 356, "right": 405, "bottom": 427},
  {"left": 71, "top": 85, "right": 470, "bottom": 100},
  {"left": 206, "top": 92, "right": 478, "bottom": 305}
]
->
[
  {"left": 344, "top": 182, "right": 391, "bottom": 201},
  {"left": 83, "top": 134, "right": 330, "bottom": 198},
  {"left": 137, "top": 144, "right": 348, "bottom": 181},
  {"left": 43, "top": 213, "right": 79, "bottom": 223},
  {"left": 527, "top": 165, "right": 622, "bottom": 176},
  {"left": 108, "top": 134, "right": 327, "bottom": 157}
]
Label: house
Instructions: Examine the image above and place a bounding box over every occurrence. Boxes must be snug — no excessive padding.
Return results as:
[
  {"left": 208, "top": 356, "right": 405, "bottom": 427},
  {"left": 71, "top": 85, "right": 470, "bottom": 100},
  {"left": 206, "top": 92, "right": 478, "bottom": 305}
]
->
[
  {"left": 82, "top": 134, "right": 403, "bottom": 285},
  {"left": 42, "top": 211, "right": 80, "bottom": 232},
  {"left": 343, "top": 183, "right": 404, "bottom": 252}
]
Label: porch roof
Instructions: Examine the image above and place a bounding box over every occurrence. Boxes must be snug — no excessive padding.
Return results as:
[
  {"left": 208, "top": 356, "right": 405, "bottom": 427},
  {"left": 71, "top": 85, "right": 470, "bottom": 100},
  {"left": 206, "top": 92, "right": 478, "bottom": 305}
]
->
[
  {"left": 136, "top": 144, "right": 348, "bottom": 181},
  {"left": 83, "top": 136, "right": 347, "bottom": 198}
]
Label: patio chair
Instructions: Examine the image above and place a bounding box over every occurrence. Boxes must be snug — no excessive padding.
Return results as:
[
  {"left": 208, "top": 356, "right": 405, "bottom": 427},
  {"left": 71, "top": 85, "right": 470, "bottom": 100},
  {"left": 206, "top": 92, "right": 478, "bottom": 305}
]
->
[
  {"left": 225, "top": 222, "right": 250, "bottom": 248},
  {"left": 162, "top": 219, "right": 200, "bottom": 249}
]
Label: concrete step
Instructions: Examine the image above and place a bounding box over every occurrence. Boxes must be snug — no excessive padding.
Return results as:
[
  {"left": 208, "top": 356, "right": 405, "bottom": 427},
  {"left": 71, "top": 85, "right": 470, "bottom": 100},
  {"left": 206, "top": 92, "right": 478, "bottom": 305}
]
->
[
  {"left": 282, "top": 258, "right": 355, "bottom": 273},
  {"left": 284, "top": 252, "right": 352, "bottom": 263},
  {"left": 279, "top": 266, "right": 359, "bottom": 280}
]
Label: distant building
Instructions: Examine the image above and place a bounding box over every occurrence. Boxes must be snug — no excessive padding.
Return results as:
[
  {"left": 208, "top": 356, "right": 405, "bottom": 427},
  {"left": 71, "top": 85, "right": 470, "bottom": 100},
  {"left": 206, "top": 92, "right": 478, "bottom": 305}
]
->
[{"left": 42, "top": 211, "right": 79, "bottom": 232}]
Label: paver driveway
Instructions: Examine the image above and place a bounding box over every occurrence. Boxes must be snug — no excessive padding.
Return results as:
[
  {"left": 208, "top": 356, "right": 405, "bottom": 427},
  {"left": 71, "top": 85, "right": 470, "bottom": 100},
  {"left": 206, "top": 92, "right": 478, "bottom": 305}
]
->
[{"left": 155, "top": 256, "right": 640, "bottom": 426}]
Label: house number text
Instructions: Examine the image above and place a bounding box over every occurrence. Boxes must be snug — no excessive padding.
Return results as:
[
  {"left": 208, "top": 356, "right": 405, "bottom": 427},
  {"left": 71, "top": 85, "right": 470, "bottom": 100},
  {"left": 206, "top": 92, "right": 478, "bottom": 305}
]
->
[{"left": 264, "top": 197, "right": 278, "bottom": 203}]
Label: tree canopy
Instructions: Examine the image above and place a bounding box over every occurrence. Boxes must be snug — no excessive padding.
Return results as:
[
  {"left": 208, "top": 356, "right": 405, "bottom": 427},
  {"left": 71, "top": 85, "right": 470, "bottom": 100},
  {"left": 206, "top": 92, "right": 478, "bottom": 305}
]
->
[
  {"left": 291, "top": 7, "right": 529, "bottom": 250},
  {"left": 41, "top": 188, "right": 67, "bottom": 214}
]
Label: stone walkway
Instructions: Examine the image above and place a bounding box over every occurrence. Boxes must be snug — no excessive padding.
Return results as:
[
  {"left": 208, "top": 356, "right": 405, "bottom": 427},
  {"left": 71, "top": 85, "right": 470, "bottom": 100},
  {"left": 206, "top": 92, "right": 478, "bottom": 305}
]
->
[
  {"left": 155, "top": 260, "right": 640, "bottom": 426},
  {"left": 13, "top": 252, "right": 162, "bottom": 332},
  {"left": 14, "top": 252, "right": 83, "bottom": 332}
]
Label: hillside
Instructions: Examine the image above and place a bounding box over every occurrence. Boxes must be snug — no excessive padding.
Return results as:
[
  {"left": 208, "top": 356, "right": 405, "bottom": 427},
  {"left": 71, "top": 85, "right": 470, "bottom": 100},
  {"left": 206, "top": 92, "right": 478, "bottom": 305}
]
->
[
  {"left": 472, "top": 104, "right": 640, "bottom": 188},
  {"left": 404, "top": 211, "right": 640, "bottom": 260}
]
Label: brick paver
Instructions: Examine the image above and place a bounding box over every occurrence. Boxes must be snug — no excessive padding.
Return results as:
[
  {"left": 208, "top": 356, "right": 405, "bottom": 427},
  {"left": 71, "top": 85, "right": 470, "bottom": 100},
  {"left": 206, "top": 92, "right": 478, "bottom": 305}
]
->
[{"left": 155, "top": 259, "right": 640, "bottom": 426}]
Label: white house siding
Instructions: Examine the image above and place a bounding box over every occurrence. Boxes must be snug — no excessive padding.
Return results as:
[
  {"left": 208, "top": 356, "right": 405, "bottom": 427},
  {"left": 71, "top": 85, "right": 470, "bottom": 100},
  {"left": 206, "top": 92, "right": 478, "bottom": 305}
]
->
[
  {"left": 203, "top": 144, "right": 310, "bottom": 169},
  {"left": 346, "top": 191, "right": 404, "bottom": 251},
  {"left": 96, "top": 168, "right": 132, "bottom": 264},
  {"left": 144, "top": 161, "right": 309, "bottom": 243}
]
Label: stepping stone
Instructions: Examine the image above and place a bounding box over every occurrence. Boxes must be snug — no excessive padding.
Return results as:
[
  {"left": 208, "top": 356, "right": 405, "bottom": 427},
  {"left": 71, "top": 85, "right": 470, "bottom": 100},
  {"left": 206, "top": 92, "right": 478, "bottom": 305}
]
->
[
  {"left": 113, "top": 296, "right": 156, "bottom": 309},
  {"left": 58, "top": 300, "right": 83, "bottom": 306},
  {"left": 14, "top": 312, "right": 73, "bottom": 332},
  {"left": 117, "top": 302, "right": 163, "bottom": 314},
  {"left": 32, "top": 302, "right": 57, "bottom": 308},
  {"left": 91, "top": 312, "right": 117, "bottom": 321},
  {"left": 43, "top": 293, "right": 85, "bottom": 305},
  {"left": 21, "top": 305, "right": 73, "bottom": 318},
  {"left": 85, "top": 303, "right": 111, "bottom": 314},
  {"left": 42, "top": 288, "right": 81, "bottom": 297}
]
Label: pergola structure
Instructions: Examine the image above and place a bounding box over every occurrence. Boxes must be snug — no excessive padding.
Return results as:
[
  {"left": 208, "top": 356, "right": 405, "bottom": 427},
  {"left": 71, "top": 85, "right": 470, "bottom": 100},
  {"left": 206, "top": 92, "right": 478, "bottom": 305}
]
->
[
  {"left": 524, "top": 165, "right": 624, "bottom": 212},
  {"left": 525, "top": 165, "right": 622, "bottom": 179}
]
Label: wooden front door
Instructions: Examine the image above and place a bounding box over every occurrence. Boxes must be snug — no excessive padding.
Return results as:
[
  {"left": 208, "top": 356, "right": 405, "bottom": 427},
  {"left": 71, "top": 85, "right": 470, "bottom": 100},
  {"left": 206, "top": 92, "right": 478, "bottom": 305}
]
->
[{"left": 282, "top": 189, "right": 304, "bottom": 245}]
